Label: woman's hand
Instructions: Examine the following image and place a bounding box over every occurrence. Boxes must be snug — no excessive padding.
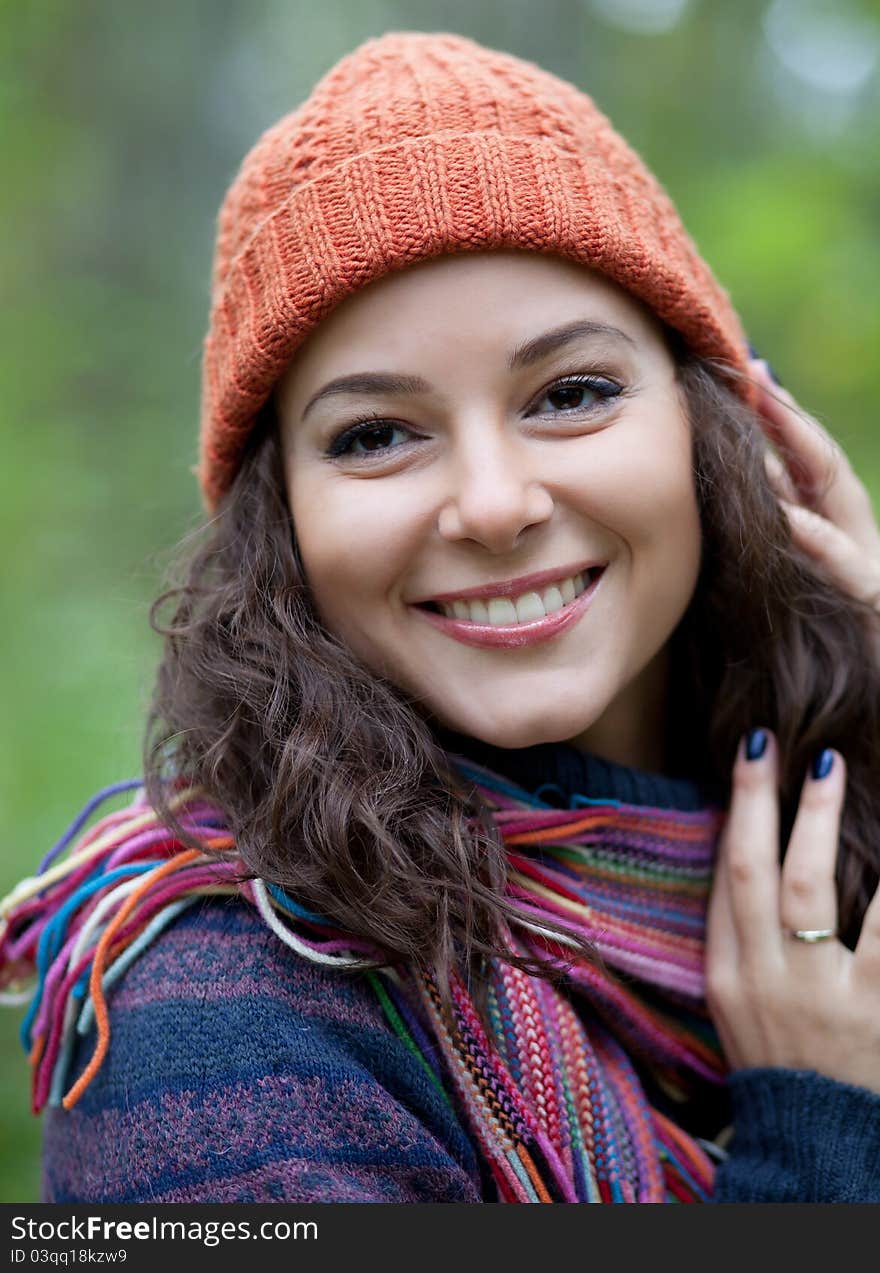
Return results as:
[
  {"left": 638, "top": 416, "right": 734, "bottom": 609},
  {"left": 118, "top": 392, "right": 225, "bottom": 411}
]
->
[
  {"left": 752, "top": 357, "right": 880, "bottom": 611},
  {"left": 705, "top": 727, "right": 880, "bottom": 1095}
]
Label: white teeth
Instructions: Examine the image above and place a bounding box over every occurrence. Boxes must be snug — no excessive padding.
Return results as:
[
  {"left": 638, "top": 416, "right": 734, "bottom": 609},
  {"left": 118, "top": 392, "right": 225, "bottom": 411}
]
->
[
  {"left": 514, "top": 592, "right": 546, "bottom": 623},
  {"left": 438, "top": 569, "right": 596, "bottom": 625},
  {"left": 540, "top": 584, "right": 565, "bottom": 612},
  {"left": 487, "top": 598, "right": 518, "bottom": 625}
]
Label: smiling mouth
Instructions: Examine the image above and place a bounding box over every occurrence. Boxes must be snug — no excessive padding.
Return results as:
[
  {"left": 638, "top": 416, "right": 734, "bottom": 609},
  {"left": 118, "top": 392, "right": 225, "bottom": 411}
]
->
[{"left": 416, "top": 566, "right": 605, "bottom": 627}]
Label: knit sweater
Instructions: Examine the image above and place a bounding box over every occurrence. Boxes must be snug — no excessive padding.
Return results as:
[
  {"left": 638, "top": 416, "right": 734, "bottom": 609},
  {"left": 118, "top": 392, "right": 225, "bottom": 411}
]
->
[{"left": 40, "top": 735, "right": 880, "bottom": 1203}]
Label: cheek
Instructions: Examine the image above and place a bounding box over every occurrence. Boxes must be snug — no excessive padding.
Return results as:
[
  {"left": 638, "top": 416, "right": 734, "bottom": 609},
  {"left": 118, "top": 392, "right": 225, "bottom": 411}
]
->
[
  {"left": 286, "top": 476, "right": 348, "bottom": 610},
  {"left": 601, "top": 433, "right": 701, "bottom": 585},
  {"left": 641, "top": 458, "right": 702, "bottom": 597},
  {"left": 286, "top": 472, "right": 406, "bottom": 622}
]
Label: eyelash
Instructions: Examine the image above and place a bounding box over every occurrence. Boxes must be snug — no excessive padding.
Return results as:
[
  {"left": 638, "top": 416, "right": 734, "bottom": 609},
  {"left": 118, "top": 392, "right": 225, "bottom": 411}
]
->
[{"left": 323, "top": 372, "right": 625, "bottom": 462}]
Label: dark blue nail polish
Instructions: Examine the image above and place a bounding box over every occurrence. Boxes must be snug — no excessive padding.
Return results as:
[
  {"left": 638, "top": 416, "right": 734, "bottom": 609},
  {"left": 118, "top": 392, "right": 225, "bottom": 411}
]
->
[
  {"left": 745, "top": 728, "right": 768, "bottom": 760},
  {"left": 811, "top": 749, "right": 834, "bottom": 780}
]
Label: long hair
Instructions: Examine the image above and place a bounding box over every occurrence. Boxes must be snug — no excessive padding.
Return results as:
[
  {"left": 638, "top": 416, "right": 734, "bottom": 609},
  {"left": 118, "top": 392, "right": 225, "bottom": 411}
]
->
[{"left": 141, "top": 349, "right": 880, "bottom": 1018}]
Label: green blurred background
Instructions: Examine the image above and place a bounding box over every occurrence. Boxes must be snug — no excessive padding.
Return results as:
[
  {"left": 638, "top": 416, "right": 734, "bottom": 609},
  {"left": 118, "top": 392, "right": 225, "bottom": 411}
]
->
[{"left": 2, "top": 0, "right": 878, "bottom": 1201}]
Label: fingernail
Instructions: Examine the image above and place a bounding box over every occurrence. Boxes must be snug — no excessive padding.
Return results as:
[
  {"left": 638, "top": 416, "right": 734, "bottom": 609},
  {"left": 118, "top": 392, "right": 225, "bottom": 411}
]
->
[
  {"left": 811, "top": 749, "right": 834, "bottom": 780},
  {"left": 745, "top": 728, "right": 768, "bottom": 761}
]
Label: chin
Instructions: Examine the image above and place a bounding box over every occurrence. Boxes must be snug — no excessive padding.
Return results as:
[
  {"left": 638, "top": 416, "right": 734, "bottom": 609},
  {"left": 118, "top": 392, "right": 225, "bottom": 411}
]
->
[{"left": 437, "top": 699, "right": 609, "bottom": 751}]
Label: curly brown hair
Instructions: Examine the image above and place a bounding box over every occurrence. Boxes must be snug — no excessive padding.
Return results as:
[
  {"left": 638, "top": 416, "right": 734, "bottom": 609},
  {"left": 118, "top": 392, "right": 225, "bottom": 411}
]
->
[{"left": 141, "top": 349, "right": 880, "bottom": 1019}]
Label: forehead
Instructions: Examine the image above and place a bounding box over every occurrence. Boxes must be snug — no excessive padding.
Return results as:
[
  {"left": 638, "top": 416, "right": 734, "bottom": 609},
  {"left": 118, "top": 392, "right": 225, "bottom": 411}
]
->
[{"left": 277, "top": 250, "right": 667, "bottom": 393}]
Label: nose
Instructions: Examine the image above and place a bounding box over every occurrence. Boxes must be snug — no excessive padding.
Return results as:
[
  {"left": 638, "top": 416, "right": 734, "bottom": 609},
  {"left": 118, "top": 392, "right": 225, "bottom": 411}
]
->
[{"left": 436, "top": 421, "right": 554, "bottom": 553}]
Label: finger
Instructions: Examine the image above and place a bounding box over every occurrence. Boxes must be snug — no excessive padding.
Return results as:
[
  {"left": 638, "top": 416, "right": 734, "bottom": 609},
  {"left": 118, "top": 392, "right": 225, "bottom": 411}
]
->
[
  {"left": 719, "top": 729, "right": 782, "bottom": 964},
  {"left": 706, "top": 824, "right": 739, "bottom": 966},
  {"left": 852, "top": 870, "right": 880, "bottom": 995},
  {"left": 779, "top": 501, "right": 880, "bottom": 608},
  {"left": 779, "top": 749, "right": 845, "bottom": 938},
  {"left": 750, "top": 361, "right": 879, "bottom": 545},
  {"left": 764, "top": 449, "right": 801, "bottom": 504},
  {"left": 752, "top": 365, "right": 835, "bottom": 503},
  {"left": 704, "top": 848, "right": 746, "bottom": 1065}
]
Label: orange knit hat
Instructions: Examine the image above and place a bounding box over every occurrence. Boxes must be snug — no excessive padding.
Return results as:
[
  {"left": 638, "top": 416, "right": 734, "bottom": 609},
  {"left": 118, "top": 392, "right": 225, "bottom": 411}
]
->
[{"left": 198, "top": 30, "right": 756, "bottom": 514}]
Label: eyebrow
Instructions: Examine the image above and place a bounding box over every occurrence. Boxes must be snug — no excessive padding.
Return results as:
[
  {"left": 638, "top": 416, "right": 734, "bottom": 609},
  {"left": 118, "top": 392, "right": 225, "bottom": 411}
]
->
[{"left": 299, "top": 320, "right": 636, "bottom": 421}]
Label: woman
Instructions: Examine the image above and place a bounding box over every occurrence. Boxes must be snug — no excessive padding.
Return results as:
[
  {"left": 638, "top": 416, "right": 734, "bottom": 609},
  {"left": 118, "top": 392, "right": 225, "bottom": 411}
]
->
[{"left": 3, "top": 31, "right": 880, "bottom": 1203}]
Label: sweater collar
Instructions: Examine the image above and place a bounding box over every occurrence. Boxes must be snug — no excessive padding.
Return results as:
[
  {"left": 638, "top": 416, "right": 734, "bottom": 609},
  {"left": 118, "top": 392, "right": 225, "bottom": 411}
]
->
[{"left": 431, "top": 724, "right": 723, "bottom": 812}]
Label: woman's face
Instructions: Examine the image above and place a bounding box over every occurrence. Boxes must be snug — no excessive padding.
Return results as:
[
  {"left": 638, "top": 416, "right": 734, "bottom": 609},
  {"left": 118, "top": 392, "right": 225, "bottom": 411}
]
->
[{"left": 275, "top": 250, "right": 702, "bottom": 769}]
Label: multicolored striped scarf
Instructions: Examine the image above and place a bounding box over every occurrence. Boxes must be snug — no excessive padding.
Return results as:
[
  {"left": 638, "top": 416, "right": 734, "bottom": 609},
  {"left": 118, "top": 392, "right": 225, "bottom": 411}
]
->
[{"left": 0, "top": 755, "right": 729, "bottom": 1203}]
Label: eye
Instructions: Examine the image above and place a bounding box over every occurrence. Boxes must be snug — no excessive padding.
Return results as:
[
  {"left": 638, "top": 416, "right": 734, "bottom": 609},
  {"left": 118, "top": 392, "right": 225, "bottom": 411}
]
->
[
  {"left": 529, "top": 373, "right": 623, "bottom": 417},
  {"left": 324, "top": 412, "right": 417, "bottom": 461}
]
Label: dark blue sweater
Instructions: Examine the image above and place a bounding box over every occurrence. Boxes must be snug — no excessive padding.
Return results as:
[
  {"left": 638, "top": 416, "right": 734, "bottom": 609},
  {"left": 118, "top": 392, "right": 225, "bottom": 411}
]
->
[{"left": 40, "top": 734, "right": 880, "bottom": 1203}]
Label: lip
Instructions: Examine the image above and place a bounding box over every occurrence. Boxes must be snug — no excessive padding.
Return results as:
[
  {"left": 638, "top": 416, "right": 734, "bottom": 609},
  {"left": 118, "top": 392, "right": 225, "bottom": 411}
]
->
[
  {"left": 412, "top": 558, "right": 604, "bottom": 605},
  {"left": 411, "top": 566, "right": 606, "bottom": 649}
]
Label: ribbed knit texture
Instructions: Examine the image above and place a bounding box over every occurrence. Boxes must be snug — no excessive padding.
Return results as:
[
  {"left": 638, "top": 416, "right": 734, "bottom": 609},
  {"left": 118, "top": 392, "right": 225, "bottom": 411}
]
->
[
  {"left": 712, "top": 1069, "right": 880, "bottom": 1203},
  {"left": 432, "top": 724, "right": 723, "bottom": 812},
  {"left": 199, "top": 30, "right": 757, "bottom": 512}
]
